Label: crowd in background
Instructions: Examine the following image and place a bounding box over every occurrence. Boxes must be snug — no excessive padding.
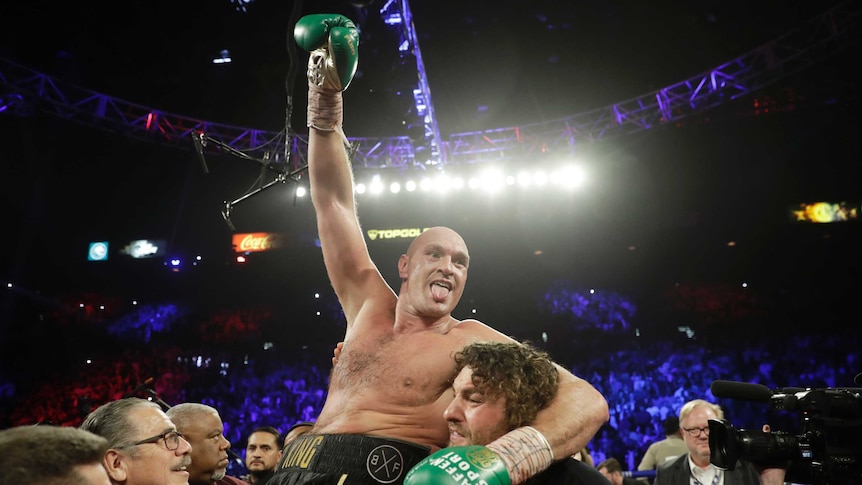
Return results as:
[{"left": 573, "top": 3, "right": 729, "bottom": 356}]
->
[{"left": 2, "top": 289, "right": 856, "bottom": 476}]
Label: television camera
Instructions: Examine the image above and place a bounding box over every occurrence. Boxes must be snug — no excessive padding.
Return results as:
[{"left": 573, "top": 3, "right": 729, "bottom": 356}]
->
[{"left": 708, "top": 379, "right": 862, "bottom": 484}]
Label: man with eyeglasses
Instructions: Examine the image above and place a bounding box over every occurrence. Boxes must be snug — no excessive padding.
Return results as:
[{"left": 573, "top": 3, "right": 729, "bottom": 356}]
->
[
  {"left": 653, "top": 399, "right": 784, "bottom": 485},
  {"left": 167, "top": 402, "right": 249, "bottom": 485},
  {"left": 80, "top": 397, "right": 193, "bottom": 485}
]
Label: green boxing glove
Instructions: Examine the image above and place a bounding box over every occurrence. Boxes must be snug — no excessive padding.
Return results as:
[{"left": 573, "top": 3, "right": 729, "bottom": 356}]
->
[
  {"left": 294, "top": 13, "right": 359, "bottom": 91},
  {"left": 404, "top": 446, "right": 511, "bottom": 485}
]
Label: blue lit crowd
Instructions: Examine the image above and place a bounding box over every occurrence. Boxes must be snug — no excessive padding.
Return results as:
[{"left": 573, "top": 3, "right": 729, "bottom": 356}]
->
[{"left": 1, "top": 283, "right": 858, "bottom": 474}]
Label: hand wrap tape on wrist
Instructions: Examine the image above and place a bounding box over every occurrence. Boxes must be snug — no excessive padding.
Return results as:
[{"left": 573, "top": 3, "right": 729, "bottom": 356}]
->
[
  {"left": 486, "top": 426, "right": 553, "bottom": 485},
  {"left": 308, "top": 83, "right": 349, "bottom": 146}
]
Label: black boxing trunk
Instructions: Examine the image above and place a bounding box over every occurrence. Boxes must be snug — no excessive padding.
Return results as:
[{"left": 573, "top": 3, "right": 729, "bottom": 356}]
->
[{"left": 270, "top": 434, "right": 431, "bottom": 485}]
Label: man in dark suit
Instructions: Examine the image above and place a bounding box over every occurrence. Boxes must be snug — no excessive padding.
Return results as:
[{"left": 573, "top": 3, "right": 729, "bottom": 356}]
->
[{"left": 653, "top": 399, "right": 784, "bottom": 485}]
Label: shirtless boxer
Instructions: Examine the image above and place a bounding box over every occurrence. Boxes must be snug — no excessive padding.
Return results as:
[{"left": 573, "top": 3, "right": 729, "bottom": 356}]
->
[{"left": 270, "top": 13, "right": 608, "bottom": 485}]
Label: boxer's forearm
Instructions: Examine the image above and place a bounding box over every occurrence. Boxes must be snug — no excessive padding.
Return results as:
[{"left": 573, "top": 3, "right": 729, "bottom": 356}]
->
[{"left": 531, "top": 369, "right": 609, "bottom": 460}]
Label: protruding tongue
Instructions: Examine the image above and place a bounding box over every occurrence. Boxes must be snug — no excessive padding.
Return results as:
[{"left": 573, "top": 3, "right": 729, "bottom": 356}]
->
[{"left": 431, "top": 283, "right": 450, "bottom": 301}]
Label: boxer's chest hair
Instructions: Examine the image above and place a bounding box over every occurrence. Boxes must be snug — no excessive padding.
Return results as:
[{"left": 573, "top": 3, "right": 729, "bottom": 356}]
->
[{"left": 334, "top": 332, "right": 454, "bottom": 404}]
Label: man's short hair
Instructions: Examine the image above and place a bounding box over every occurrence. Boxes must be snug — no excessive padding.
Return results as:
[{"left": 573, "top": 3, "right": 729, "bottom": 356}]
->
[
  {"left": 662, "top": 415, "right": 680, "bottom": 435},
  {"left": 0, "top": 424, "right": 109, "bottom": 485},
  {"left": 597, "top": 457, "right": 624, "bottom": 474},
  {"left": 249, "top": 425, "right": 282, "bottom": 444},
  {"left": 80, "top": 397, "right": 164, "bottom": 451},
  {"left": 679, "top": 399, "right": 724, "bottom": 423},
  {"left": 453, "top": 341, "right": 558, "bottom": 430},
  {"left": 165, "top": 402, "right": 219, "bottom": 428}
]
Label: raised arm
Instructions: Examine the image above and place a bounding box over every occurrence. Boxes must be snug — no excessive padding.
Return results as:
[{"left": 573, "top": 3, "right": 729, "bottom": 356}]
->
[
  {"left": 296, "top": 14, "right": 391, "bottom": 324},
  {"left": 308, "top": 129, "right": 378, "bottom": 320}
]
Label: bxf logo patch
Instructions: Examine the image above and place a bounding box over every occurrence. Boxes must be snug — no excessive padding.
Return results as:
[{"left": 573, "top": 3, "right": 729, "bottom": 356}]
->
[{"left": 366, "top": 445, "right": 404, "bottom": 483}]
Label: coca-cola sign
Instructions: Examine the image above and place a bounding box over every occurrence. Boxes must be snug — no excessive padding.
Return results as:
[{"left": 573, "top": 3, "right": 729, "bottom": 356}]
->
[{"left": 231, "top": 232, "right": 285, "bottom": 253}]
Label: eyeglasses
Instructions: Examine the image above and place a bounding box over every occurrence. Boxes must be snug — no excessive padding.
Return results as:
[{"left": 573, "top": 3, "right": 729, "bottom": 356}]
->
[
  {"left": 683, "top": 426, "right": 710, "bottom": 437},
  {"left": 118, "top": 430, "right": 185, "bottom": 451}
]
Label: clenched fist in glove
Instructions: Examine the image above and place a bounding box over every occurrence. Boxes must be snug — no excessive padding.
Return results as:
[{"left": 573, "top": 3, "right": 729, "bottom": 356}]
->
[
  {"left": 293, "top": 13, "right": 359, "bottom": 136},
  {"left": 294, "top": 13, "right": 359, "bottom": 91},
  {"left": 404, "top": 446, "right": 511, "bottom": 485},
  {"left": 404, "top": 427, "right": 554, "bottom": 485}
]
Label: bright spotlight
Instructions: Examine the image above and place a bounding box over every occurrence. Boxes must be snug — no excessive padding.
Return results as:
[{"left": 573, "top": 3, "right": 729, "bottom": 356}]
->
[
  {"left": 517, "top": 171, "right": 531, "bottom": 187},
  {"left": 557, "top": 165, "right": 586, "bottom": 189},
  {"left": 296, "top": 186, "right": 307, "bottom": 197},
  {"left": 390, "top": 182, "right": 401, "bottom": 193},
  {"left": 530, "top": 170, "right": 547, "bottom": 186},
  {"left": 405, "top": 180, "right": 417, "bottom": 192},
  {"left": 419, "top": 177, "right": 433, "bottom": 191},
  {"left": 479, "top": 168, "right": 505, "bottom": 193},
  {"left": 433, "top": 174, "right": 451, "bottom": 193},
  {"left": 355, "top": 183, "right": 367, "bottom": 194}
]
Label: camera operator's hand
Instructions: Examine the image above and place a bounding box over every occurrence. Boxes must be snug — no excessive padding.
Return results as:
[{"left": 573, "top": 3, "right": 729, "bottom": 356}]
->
[{"left": 757, "top": 425, "right": 788, "bottom": 485}]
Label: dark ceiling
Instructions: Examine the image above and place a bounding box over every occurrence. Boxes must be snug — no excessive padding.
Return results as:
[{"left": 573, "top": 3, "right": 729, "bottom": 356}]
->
[
  {"left": 0, "top": 0, "right": 860, "bottom": 305},
  {"left": 0, "top": 0, "right": 850, "bottom": 134}
]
